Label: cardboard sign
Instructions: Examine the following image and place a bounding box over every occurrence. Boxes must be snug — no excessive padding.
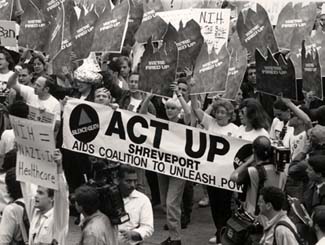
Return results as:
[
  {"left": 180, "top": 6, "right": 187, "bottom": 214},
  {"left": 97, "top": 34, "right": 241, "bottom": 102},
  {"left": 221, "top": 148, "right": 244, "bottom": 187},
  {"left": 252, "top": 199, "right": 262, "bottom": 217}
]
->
[
  {"left": 10, "top": 115, "right": 58, "bottom": 190},
  {"left": 302, "top": 40, "right": 323, "bottom": 100},
  {"left": 157, "top": 8, "right": 231, "bottom": 54},
  {"left": 311, "top": 29, "right": 325, "bottom": 77},
  {"left": 237, "top": 3, "right": 278, "bottom": 58},
  {"left": 28, "top": 105, "right": 55, "bottom": 125},
  {"left": 134, "top": 13, "right": 168, "bottom": 43},
  {"left": 19, "top": 0, "right": 50, "bottom": 51},
  {"left": 176, "top": 20, "right": 204, "bottom": 72},
  {"left": 139, "top": 24, "right": 178, "bottom": 97},
  {"left": 91, "top": 0, "right": 129, "bottom": 53},
  {"left": 124, "top": 0, "right": 143, "bottom": 47},
  {"left": 192, "top": 43, "right": 230, "bottom": 94},
  {"left": 0, "top": 20, "right": 17, "bottom": 47},
  {"left": 223, "top": 31, "right": 247, "bottom": 100},
  {"left": 256, "top": 48, "right": 297, "bottom": 100},
  {"left": 160, "top": 0, "right": 223, "bottom": 10},
  {"left": 274, "top": 2, "right": 317, "bottom": 50},
  {"left": 0, "top": 0, "right": 13, "bottom": 20},
  {"left": 70, "top": 7, "right": 98, "bottom": 60},
  {"left": 63, "top": 99, "right": 251, "bottom": 192}
]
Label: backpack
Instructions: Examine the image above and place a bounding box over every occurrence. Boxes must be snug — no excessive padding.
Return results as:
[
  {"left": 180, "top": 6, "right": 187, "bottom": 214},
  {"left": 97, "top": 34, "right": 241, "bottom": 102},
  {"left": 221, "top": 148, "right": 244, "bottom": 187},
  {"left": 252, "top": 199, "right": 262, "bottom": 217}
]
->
[
  {"left": 273, "top": 221, "right": 305, "bottom": 245},
  {"left": 14, "top": 201, "right": 29, "bottom": 245}
]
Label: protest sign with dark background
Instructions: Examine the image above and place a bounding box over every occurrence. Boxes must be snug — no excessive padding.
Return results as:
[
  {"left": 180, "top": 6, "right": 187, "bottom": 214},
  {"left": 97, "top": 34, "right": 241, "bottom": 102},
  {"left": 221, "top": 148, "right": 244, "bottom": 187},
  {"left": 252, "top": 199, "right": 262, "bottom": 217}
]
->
[{"left": 256, "top": 48, "right": 297, "bottom": 100}]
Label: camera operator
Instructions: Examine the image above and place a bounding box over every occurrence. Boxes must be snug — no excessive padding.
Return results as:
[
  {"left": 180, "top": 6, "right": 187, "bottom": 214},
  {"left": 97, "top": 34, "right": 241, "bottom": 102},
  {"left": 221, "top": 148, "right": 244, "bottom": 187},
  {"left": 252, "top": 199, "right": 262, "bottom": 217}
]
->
[
  {"left": 74, "top": 185, "right": 118, "bottom": 245},
  {"left": 117, "top": 165, "right": 153, "bottom": 245},
  {"left": 231, "top": 136, "right": 287, "bottom": 216}
]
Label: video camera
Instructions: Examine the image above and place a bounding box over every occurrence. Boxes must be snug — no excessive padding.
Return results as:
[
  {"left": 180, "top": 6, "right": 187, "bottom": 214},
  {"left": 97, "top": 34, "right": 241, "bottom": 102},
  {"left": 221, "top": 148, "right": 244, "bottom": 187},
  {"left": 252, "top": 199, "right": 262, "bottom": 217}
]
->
[
  {"left": 87, "top": 160, "right": 130, "bottom": 225},
  {"left": 271, "top": 141, "right": 291, "bottom": 172}
]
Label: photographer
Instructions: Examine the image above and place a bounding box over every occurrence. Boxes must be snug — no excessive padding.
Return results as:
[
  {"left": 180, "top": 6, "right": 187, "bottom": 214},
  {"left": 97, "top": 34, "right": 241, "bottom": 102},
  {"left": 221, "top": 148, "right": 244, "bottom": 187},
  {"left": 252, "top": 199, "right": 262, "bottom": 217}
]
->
[
  {"left": 74, "top": 185, "right": 118, "bottom": 245},
  {"left": 117, "top": 165, "right": 153, "bottom": 245},
  {"left": 231, "top": 136, "right": 287, "bottom": 216}
]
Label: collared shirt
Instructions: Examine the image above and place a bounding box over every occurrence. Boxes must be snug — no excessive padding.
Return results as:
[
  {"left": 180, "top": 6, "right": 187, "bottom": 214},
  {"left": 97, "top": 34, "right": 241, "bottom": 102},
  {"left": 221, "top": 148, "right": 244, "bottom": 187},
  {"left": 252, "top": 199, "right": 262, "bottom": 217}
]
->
[
  {"left": 80, "top": 210, "right": 118, "bottom": 245},
  {"left": 20, "top": 173, "right": 69, "bottom": 245},
  {"left": 118, "top": 190, "right": 153, "bottom": 245}
]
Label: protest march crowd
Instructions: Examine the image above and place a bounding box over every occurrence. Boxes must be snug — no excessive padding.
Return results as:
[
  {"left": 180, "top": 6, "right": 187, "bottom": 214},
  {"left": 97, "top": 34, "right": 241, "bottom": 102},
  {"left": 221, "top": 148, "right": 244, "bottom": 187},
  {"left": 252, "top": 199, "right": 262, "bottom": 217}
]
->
[{"left": 2, "top": 0, "right": 325, "bottom": 245}]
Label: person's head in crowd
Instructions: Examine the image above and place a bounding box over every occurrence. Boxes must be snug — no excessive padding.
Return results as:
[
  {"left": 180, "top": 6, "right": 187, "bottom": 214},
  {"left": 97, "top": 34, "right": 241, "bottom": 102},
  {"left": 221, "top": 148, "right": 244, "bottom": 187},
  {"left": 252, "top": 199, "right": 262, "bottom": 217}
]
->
[
  {"left": 18, "top": 63, "right": 33, "bottom": 86},
  {"left": 319, "top": 4, "right": 325, "bottom": 31},
  {"left": 252, "top": 136, "right": 272, "bottom": 163},
  {"left": 30, "top": 54, "right": 46, "bottom": 75},
  {"left": 73, "top": 65, "right": 102, "bottom": 96},
  {"left": 257, "top": 186, "right": 285, "bottom": 219},
  {"left": 34, "top": 75, "right": 55, "bottom": 98},
  {"left": 234, "top": 88, "right": 243, "bottom": 105},
  {"left": 177, "top": 77, "right": 190, "bottom": 101},
  {"left": 239, "top": 98, "right": 270, "bottom": 130},
  {"left": 309, "top": 125, "right": 325, "bottom": 151},
  {"left": 117, "top": 56, "right": 131, "bottom": 80},
  {"left": 8, "top": 100, "right": 29, "bottom": 118},
  {"left": 118, "top": 165, "right": 137, "bottom": 198},
  {"left": 5, "top": 167, "right": 22, "bottom": 201},
  {"left": 34, "top": 185, "right": 55, "bottom": 213},
  {"left": 313, "top": 206, "right": 325, "bottom": 240},
  {"left": 0, "top": 49, "right": 14, "bottom": 72},
  {"left": 273, "top": 99, "right": 291, "bottom": 122},
  {"left": 211, "top": 99, "right": 234, "bottom": 127},
  {"left": 288, "top": 106, "right": 310, "bottom": 129},
  {"left": 74, "top": 185, "right": 100, "bottom": 216},
  {"left": 307, "top": 155, "right": 325, "bottom": 183},
  {"left": 247, "top": 62, "right": 256, "bottom": 84},
  {"left": 165, "top": 98, "right": 182, "bottom": 122},
  {"left": 94, "top": 87, "right": 112, "bottom": 105},
  {"left": 128, "top": 72, "right": 139, "bottom": 93}
]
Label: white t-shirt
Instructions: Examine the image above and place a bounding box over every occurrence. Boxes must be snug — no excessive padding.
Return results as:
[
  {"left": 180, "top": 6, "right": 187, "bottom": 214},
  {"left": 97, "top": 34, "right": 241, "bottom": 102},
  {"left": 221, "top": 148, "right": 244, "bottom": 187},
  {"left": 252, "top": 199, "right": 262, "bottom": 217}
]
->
[
  {"left": 201, "top": 113, "right": 238, "bottom": 137},
  {"left": 234, "top": 125, "right": 269, "bottom": 142},
  {"left": 270, "top": 117, "right": 294, "bottom": 147},
  {"left": 0, "top": 129, "right": 15, "bottom": 155},
  {"left": 19, "top": 84, "right": 61, "bottom": 121},
  {"left": 289, "top": 131, "right": 308, "bottom": 161},
  {"left": 0, "top": 71, "right": 14, "bottom": 101},
  {"left": 128, "top": 97, "right": 142, "bottom": 112}
]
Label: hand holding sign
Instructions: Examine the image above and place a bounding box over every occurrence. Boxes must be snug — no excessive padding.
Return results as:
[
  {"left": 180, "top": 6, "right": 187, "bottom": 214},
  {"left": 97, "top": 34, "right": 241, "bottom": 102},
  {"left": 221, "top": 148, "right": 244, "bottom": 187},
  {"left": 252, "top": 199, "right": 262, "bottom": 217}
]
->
[
  {"left": 139, "top": 24, "right": 178, "bottom": 97},
  {"left": 256, "top": 48, "right": 297, "bottom": 100},
  {"left": 301, "top": 40, "right": 323, "bottom": 100},
  {"left": 237, "top": 3, "right": 278, "bottom": 58}
]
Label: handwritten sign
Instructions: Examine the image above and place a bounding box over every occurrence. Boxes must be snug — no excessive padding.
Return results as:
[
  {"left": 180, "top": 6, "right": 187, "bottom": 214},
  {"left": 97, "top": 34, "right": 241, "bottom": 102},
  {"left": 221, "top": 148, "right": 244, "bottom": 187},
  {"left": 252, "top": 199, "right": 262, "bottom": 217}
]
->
[
  {"left": 0, "top": 20, "right": 16, "bottom": 47},
  {"left": 28, "top": 105, "right": 55, "bottom": 125},
  {"left": 10, "top": 115, "right": 58, "bottom": 190}
]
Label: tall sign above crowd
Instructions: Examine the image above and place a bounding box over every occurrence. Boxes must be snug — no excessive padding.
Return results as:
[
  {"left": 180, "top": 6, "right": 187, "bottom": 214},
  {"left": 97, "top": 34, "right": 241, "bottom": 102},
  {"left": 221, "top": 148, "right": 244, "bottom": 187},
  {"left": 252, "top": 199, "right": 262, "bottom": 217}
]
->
[{"left": 15, "top": 0, "right": 325, "bottom": 100}]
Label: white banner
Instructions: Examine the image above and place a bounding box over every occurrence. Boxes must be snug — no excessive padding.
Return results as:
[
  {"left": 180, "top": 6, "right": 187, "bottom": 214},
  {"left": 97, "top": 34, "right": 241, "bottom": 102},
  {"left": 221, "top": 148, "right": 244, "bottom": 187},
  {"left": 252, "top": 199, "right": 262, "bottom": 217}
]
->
[
  {"left": 10, "top": 116, "right": 58, "bottom": 190},
  {"left": 63, "top": 99, "right": 252, "bottom": 192},
  {"left": 157, "top": 8, "right": 230, "bottom": 54}
]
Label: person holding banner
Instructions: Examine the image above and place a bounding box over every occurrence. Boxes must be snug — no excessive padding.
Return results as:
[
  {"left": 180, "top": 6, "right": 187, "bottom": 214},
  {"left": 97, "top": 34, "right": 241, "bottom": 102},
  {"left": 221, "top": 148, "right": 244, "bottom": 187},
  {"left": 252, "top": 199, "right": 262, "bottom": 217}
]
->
[
  {"left": 20, "top": 149, "right": 69, "bottom": 245},
  {"left": 191, "top": 93, "right": 238, "bottom": 244},
  {"left": 140, "top": 92, "right": 191, "bottom": 245}
]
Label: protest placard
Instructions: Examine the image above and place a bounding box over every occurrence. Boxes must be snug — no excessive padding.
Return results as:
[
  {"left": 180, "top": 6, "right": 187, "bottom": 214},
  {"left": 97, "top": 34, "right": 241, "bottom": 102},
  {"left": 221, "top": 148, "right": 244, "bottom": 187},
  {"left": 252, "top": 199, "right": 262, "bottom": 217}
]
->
[
  {"left": 91, "top": 0, "right": 129, "bottom": 53},
  {"left": 0, "top": 0, "right": 13, "bottom": 20},
  {"left": 157, "top": 8, "right": 230, "bottom": 54},
  {"left": 223, "top": 31, "right": 247, "bottom": 100},
  {"left": 256, "top": 48, "right": 297, "bottom": 100},
  {"left": 63, "top": 99, "right": 251, "bottom": 192},
  {"left": 192, "top": 43, "right": 230, "bottom": 94},
  {"left": 124, "top": 0, "right": 143, "bottom": 47},
  {"left": 274, "top": 2, "right": 317, "bottom": 51},
  {"left": 10, "top": 115, "right": 58, "bottom": 190},
  {"left": 302, "top": 40, "right": 323, "bottom": 100},
  {"left": 237, "top": 3, "right": 278, "bottom": 58},
  {"left": 70, "top": 7, "right": 98, "bottom": 60},
  {"left": 19, "top": 0, "right": 50, "bottom": 51},
  {"left": 176, "top": 20, "right": 204, "bottom": 72},
  {"left": 160, "top": 0, "right": 222, "bottom": 10},
  {"left": 139, "top": 24, "right": 178, "bottom": 97},
  {"left": 0, "top": 20, "right": 16, "bottom": 48},
  {"left": 28, "top": 105, "right": 55, "bottom": 125},
  {"left": 311, "top": 29, "right": 325, "bottom": 77}
]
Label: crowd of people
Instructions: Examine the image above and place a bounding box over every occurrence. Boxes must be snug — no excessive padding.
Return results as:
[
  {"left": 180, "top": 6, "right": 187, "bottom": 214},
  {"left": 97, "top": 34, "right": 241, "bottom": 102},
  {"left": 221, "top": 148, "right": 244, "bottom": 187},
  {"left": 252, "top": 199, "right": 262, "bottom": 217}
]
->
[{"left": 0, "top": 2, "right": 325, "bottom": 245}]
